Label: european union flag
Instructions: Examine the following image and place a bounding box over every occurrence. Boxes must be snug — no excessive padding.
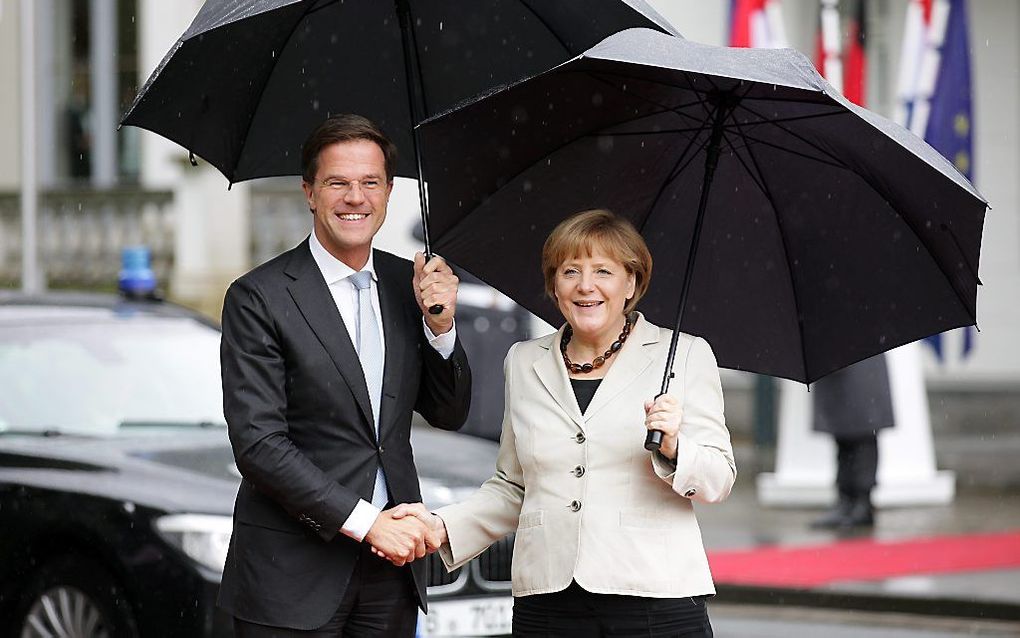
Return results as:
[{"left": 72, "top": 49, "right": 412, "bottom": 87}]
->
[{"left": 923, "top": 0, "right": 976, "bottom": 362}]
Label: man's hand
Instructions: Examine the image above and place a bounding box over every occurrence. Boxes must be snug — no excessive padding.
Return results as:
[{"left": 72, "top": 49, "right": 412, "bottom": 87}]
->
[
  {"left": 413, "top": 252, "right": 458, "bottom": 335},
  {"left": 390, "top": 502, "right": 448, "bottom": 549},
  {"left": 364, "top": 508, "right": 429, "bottom": 567}
]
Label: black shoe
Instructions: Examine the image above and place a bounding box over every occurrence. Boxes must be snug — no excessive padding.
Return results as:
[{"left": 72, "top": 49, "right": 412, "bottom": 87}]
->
[
  {"left": 844, "top": 494, "right": 875, "bottom": 528},
  {"left": 810, "top": 494, "right": 854, "bottom": 529}
]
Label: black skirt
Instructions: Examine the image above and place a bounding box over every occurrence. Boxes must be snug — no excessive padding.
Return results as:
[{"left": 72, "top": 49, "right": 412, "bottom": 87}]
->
[{"left": 512, "top": 580, "right": 713, "bottom": 638}]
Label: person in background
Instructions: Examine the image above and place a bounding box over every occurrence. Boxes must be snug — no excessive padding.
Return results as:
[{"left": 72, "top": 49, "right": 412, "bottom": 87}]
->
[{"left": 810, "top": 354, "right": 894, "bottom": 529}]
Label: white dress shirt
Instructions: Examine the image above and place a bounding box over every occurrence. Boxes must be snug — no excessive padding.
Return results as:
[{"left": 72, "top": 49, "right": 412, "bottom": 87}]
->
[{"left": 308, "top": 231, "right": 456, "bottom": 541}]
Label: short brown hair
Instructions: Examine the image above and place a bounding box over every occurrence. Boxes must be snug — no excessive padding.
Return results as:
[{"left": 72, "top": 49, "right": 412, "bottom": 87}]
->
[
  {"left": 542, "top": 209, "right": 652, "bottom": 315},
  {"left": 301, "top": 114, "right": 398, "bottom": 184}
]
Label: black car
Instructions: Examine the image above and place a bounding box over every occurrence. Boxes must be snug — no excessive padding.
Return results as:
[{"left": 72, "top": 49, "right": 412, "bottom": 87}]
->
[{"left": 0, "top": 291, "right": 512, "bottom": 638}]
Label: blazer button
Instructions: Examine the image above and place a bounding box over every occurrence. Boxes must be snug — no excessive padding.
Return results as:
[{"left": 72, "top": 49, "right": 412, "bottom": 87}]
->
[
  {"left": 569, "top": 500, "right": 582, "bottom": 512},
  {"left": 573, "top": 465, "right": 585, "bottom": 478},
  {"left": 575, "top": 432, "right": 586, "bottom": 444}
]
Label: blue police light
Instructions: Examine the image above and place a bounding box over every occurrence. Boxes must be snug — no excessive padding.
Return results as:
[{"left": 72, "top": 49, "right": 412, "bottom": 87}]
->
[{"left": 118, "top": 246, "right": 158, "bottom": 298}]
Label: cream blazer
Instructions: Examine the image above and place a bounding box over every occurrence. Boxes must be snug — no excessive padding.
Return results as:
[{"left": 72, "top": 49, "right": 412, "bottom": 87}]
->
[{"left": 436, "top": 314, "right": 735, "bottom": 598}]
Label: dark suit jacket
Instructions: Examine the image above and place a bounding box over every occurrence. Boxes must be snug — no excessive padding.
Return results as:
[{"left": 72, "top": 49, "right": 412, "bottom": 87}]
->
[
  {"left": 216, "top": 240, "right": 471, "bottom": 630},
  {"left": 812, "top": 353, "right": 894, "bottom": 437}
]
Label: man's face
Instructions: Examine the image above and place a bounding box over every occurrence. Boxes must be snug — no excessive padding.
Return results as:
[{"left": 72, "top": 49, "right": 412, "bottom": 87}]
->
[{"left": 302, "top": 139, "right": 393, "bottom": 269}]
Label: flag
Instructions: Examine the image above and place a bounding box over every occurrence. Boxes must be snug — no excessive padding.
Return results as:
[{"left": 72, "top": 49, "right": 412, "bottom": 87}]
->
[
  {"left": 897, "top": 0, "right": 976, "bottom": 361},
  {"left": 814, "top": 0, "right": 866, "bottom": 105},
  {"left": 729, "top": 0, "right": 788, "bottom": 48},
  {"left": 815, "top": 0, "right": 843, "bottom": 94},
  {"left": 842, "top": 0, "right": 867, "bottom": 106}
]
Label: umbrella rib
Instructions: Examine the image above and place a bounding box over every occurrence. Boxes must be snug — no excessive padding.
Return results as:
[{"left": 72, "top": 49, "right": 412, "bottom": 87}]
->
[
  {"left": 635, "top": 123, "right": 715, "bottom": 235},
  {"left": 518, "top": 0, "right": 575, "bottom": 55},
  {"left": 229, "top": 1, "right": 320, "bottom": 183},
  {"left": 731, "top": 108, "right": 848, "bottom": 129},
  {"left": 738, "top": 105, "right": 977, "bottom": 319},
  {"left": 738, "top": 93, "right": 835, "bottom": 105},
  {"left": 728, "top": 116, "right": 813, "bottom": 381},
  {"left": 736, "top": 101, "right": 855, "bottom": 170},
  {"left": 585, "top": 71, "right": 714, "bottom": 130},
  {"left": 603, "top": 108, "right": 845, "bottom": 137},
  {"left": 719, "top": 132, "right": 769, "bottom": 198},
  {"left": 734, "top": 132, "right": 849, "bottom": 171}
]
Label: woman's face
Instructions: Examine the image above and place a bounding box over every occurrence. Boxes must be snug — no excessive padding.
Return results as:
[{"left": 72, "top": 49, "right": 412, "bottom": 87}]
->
[{"left": 554, "top": 249, "right": 635, "bottom": 342}]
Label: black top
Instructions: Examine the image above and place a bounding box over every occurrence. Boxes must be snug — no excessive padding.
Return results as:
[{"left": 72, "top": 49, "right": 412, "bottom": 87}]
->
[{"left": 570, "top": 378, "right": 603, "bottom": 415}]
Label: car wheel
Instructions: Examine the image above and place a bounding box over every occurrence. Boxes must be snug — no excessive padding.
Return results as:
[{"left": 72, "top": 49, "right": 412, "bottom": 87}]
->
[{"left": 17, "top": 556, "right": 138, "bottom": 638}]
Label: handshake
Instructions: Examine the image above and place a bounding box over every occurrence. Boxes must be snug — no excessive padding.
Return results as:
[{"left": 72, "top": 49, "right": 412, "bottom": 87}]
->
[{"left": 364, "top": 503, "right": 448, "bottom": 567}]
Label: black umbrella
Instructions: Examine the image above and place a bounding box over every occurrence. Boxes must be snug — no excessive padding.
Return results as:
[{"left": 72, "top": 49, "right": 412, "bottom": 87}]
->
[
  {"left": 120, "top": 0, "right": 678, "bottom": 285},
  {"left": 418, "top": 28, "right": 987, "bottom": 447}
]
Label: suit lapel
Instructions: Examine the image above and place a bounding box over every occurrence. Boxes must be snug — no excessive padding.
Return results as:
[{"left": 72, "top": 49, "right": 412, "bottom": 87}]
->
[
  {"left": 582, "top": 314, "right": 659, "bottom": 422},
  {"left": 375, "top": 251, "right": 408, "bottom": 438},
  {"left": 284, "top": 241, "right": 375, "bottom": 435},
  {"left": 533, "top": 327, "right": 586, "bottom": 430}
]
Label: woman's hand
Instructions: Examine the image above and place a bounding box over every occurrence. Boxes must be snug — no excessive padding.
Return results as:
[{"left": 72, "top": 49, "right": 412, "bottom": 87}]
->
[
  {"left": 389, "top": 502, "right": 449, "bottom": 548},
  {"left": 644, "top": 394, "right": 682, "bottom": 460}
]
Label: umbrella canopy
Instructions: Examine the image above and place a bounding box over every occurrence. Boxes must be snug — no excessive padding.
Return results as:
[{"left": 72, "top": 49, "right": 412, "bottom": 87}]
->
[
  {"left": 418, "top": 28, "right": 987, "bottom": 384},
  {"left": 121, "top": 0, "right": 677, "bottom": 183}
]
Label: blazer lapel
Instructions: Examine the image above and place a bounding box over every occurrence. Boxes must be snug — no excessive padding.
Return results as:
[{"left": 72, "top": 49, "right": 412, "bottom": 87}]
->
[
  {"left": 532, "top": 327, "right": 586, "bottom": 430},
  {"left": 375, "top": 251, "right": 408, "bottom": 438},
  {"left": 284, "top": 241, "right": 375, "bottom": 434},
  {"left": 581, "top": 314, "right": 659, "bottom": 423}
]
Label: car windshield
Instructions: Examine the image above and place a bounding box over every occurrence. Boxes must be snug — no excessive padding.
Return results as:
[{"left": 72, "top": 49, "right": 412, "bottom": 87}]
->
[{"left": 0, "top": 313, "right": 225, "bottom": 436}]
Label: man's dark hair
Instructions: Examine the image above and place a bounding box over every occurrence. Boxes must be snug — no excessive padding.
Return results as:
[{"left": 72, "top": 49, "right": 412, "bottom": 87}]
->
[{"left": 301, "top": 114, "right": 398, "bottom": 184}]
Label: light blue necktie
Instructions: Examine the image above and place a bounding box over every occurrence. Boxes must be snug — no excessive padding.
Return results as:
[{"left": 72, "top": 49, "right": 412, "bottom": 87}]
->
[{"left": 349, "top": 270, "right": 388, "bottom": 509}]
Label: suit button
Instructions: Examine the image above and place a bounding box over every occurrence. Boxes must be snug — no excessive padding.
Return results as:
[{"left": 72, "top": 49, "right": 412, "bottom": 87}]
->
[
  {"left": 573, "top": 465, "right": 585, "bottom": 478},
  {"left": 569, "top": 500, "right": 582, "bottom": 512},
  {"left": 575, "top": 432, "right": 585, "bottom": 444}
]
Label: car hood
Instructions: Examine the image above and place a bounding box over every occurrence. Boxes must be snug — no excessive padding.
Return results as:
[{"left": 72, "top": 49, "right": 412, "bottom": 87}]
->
[{"left": 0, "top": 426, "right": 498, "bottom": 515}]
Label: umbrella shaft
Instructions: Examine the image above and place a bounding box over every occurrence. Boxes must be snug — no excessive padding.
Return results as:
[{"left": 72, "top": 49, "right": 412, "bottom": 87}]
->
[
  {"left": 395, "top": 0, "right": 434, "bottom": 259},
  {"left": 659, "top": 97, "right": 734, "bottom": 396}
]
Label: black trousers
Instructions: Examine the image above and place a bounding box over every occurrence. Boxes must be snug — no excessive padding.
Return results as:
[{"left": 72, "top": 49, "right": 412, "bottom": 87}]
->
[
  {"left": 512, "top": 581, "right": 713, "bottom": 638},
  {"left": 835, "top": 434, "right": 879, "bottom": 495},
  {"left": 233, "top": 543, "right": 418, "bottom": 638}
]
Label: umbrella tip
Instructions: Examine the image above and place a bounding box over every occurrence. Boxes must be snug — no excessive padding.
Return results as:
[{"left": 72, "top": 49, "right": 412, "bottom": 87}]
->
[{"left": 189, "top": 151, "right": 198, "bottom": 167}]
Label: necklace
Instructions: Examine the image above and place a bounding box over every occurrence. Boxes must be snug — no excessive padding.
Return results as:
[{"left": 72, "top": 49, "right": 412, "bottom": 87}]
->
[{"left": 560, "top": 313, "right": 634, "bottom": 374}]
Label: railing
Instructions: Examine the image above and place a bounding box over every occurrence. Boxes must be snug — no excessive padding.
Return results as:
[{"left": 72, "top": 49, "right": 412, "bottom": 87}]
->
[{"left": 0, "top": 188, "right": 174, "bottom": 289}]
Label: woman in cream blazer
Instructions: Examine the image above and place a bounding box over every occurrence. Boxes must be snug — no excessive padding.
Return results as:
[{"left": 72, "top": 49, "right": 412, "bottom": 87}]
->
[{"left": 398, "top": 210, "right": 735, "bottom": 636}]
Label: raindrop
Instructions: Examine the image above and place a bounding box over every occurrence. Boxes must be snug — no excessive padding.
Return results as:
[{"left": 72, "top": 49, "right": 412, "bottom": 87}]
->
[
  {"left": 522, "top": 180, "right": 533, "bottom": 193},
  {"left": 473, "top": 316, "right": 491, "bottom": 332},
  {"left": 439, "top": 21, "right": 444, "bottom": 31}
]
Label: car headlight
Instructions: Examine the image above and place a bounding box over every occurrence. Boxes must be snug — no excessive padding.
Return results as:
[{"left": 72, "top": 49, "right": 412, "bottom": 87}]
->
[{"left": 155, "top": 514, "right": 232, "bottom": 574}]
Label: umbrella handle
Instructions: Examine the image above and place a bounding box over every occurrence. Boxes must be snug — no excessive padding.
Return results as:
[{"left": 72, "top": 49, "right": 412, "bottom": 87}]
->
[
  {"left": 429, "top": 304, "right": 443, "bottom": 315},
  {"left": 643, "top": 392, "right": 666, "bottom": 451}
]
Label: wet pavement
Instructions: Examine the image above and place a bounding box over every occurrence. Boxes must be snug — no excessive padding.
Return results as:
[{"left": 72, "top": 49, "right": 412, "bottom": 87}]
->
[{"left": 698, "top": 441, "right": 1020, "bottom": 621}]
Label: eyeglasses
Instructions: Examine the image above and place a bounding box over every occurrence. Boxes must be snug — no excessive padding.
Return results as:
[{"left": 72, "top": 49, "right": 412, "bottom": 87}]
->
[{"left": 317, "top": 178, "right": 386, "bottom": 194}]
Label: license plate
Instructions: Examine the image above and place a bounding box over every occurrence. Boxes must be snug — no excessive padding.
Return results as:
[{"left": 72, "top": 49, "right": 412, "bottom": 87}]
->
[{"left": 418, "top": 596, "right": 514, "bottom": 637}]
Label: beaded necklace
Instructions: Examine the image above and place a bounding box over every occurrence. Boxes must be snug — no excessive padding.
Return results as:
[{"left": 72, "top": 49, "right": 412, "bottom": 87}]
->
[{"left": 560, "top": 313, "right": 634, "bottom": 374}]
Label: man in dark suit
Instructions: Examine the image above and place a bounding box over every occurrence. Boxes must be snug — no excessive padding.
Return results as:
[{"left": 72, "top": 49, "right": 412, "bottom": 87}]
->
[
  {"left": 810, "top": 354, "right": 894, "bottom": 529},
  {"left": 218, "top": 114, "right": 472, "bottom": 636}
]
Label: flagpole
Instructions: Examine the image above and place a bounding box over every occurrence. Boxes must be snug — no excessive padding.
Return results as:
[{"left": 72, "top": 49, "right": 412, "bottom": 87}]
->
[{"left": 20, "top": 0, "right": 41, "bottom": 294}]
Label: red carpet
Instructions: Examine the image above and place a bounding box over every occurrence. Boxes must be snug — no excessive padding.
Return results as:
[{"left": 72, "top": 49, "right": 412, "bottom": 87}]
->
[{"left": 708, "top": 530, "right": 1020, "bottom": 588}]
